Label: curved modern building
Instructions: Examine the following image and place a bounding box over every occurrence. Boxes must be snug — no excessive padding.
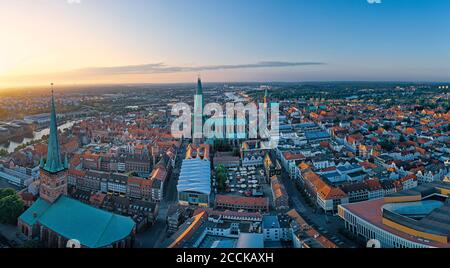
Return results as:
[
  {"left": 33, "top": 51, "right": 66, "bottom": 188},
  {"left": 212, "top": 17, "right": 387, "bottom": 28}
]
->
[
  {"left": 338, "top": 182, "right": 450, "bottom": 248},
  {"left": 177, "top": 144, "right": 211, "bottom": 207}
]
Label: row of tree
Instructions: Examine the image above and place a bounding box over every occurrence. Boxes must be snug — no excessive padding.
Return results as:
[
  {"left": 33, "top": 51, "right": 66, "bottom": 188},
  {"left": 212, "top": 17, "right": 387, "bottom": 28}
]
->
[{"left": 0, "top": 188, "right": 24, "bottom": 225}]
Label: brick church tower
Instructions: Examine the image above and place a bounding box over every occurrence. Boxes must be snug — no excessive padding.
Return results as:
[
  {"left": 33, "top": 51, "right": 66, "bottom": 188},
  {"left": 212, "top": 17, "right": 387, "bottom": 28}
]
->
[{"left": 39, "top": 87, "right": 69, "bottom": 203}]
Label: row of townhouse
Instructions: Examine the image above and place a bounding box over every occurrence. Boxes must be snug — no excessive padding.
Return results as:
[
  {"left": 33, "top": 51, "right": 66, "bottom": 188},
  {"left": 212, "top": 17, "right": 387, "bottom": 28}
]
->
[
  {"left": 68, "top": 157, "right": 171, "bottom": 202},
  {"left": 296, "top": 166, "right": 418, "bottom": 214},
  {"left": 270, "top": 175, "right": 289, "bottom": 211},
  {"left": 68, "top": 169, "right": 129, "bottom": 195},
  {"left": 277, "top": 150, "right": 306, "bottom": 181},
  {"left": 415, "top": 166, "right": 448, "bottom": 184},
  {"left": 80, "top": 153, "right": 153, "bottom": 176},
  {"left": 299, "top": 170, "right": 349, "bottom": 213},
  {"left": 241, "top": 140, "right": 267, "bottom": 167}
]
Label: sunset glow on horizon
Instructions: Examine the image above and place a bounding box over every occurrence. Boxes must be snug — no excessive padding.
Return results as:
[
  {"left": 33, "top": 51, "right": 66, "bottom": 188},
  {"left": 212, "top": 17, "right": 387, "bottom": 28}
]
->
[{"left": 1, "top": 0, "right": 449, "bottom": 89}]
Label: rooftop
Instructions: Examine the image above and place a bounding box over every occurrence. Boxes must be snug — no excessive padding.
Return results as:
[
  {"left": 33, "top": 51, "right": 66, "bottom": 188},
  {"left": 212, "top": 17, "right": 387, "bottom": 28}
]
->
[
  {"left": 305, "top": 131, "right": 330, "bottom": 140},
  {"left": 177, "top": 158, "right": 211, "bottom": 195},
  {"left": 19, "top": 195, "right": 135, "bottom": 248},
  {"left": 340, "top": 183, "right": 450, "bottom": 248},
  {"left": 215, "top": 195, "right": 269, "bottom": 207},
  {"left": 263, "top": 215, "right": 280, "bottom": 229},
  {"left": 236, "top": 233, "right": 264, "bottom": 248}
]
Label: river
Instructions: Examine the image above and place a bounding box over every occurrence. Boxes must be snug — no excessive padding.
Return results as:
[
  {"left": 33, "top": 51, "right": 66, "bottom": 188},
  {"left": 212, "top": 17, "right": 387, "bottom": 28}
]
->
[{"left": 0, "top": 120, "right": 79, "bottom": 153}]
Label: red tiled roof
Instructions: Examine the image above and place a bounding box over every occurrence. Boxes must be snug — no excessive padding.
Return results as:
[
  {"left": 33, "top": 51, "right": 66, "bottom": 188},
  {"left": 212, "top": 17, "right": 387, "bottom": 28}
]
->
[
  {"left": 358, "top": 161, "right": 377, "bottom": 170},
  {"left": 318, "top": 185, "right": 347, "bottom": 199},
  {"left": 33, "top": 143, "right": 47, "bottom": 156},
  {"left": 150, "top": 166, "right": 167, "bottom": 181},
  {"left": 347, "top": 133, "right": 364, "bottom": 143},
  {"left": 282, "top": 151, "right": 305, "bottom": 161},
  {"left": 83, "top": 152, "right": 102, "bottom": 160},
  {"left": 68, "top": 169, "right": 86, "bottom": 177},
  {"left": 319, "top": 141, "right": 330, "bottom": 148},
  {"left": 321, "top": 166, "right": 337, "bottom": 172},
  {"left": 399, "top": 174, "right": 417, "bottom": 182},
  {"left": 215, "top": 195, "right": 268, "bottom": 207},
  {"left": 127, "top": 176, "right": 144, "bottom": 185},
  {"left": 365, "top": 178, "right": 382, "bottom": 191},
  {"left": 298, "top": 162, "right": 311, "bottom": 170},
  {"left": 20, "top": 192, "right": 35, "bottom": 202}
]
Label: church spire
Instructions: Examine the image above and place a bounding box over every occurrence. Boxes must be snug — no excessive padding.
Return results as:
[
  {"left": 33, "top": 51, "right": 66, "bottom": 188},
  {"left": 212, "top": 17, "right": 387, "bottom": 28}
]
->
[
  {"left": 43, "top": 84, "right": 64, "bottom": 173},
  {"left": 193, "top": 76, "right": 204, "bottom": 145},
  {"left": 196, "top": 75, "right": 203, "bottom": 95},
  {"left": 264, "top": 87, "right": 269, "bottom": 104}
]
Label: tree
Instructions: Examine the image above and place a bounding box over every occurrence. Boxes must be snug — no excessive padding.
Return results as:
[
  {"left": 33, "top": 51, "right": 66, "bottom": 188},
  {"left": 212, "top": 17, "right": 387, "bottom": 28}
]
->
[
  {"left": 129, "top": 171, "right": 139, "bottom": 177},
  {"left": 0, "top": 188, "right": 16, "bottom": 199},
  {"left": 0, "top": 190, "right": 24, "bottom": 225},
  {"left": 215, "top": 165, "right": 228, "bottom": 192},
  {"left": 0, "top": 149, "right": 8, "bottom": 157},
  {"left": 368, "top": 126, "right": 378, "bottom": 132},
  {"left": 380, "top": 140, "right": 395, "bottom": 152}
]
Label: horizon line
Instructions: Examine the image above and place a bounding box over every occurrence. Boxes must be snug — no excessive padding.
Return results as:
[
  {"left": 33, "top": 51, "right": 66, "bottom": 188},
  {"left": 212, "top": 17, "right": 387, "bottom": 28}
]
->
[{"left": 1, "top": 80, "right": 449, "bottom": 91}]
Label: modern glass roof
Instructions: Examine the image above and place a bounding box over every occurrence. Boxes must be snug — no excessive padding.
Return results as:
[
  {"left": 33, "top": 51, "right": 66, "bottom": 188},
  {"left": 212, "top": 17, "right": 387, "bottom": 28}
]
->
[
  {"left": 177, "top": 158, "right": 211, "bottom": 195},
  {"left": 382, "top": 200, "right": 444, "bottom": 217}
]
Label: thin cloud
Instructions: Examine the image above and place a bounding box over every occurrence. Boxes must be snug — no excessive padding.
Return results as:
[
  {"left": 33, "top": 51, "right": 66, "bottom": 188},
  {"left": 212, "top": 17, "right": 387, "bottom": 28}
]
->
[
  {"left": 73, "top": 61, "right": 326, "bottom": 76},
  {"left": 0, "top": 61, "right": 326, "bottom": 87}
]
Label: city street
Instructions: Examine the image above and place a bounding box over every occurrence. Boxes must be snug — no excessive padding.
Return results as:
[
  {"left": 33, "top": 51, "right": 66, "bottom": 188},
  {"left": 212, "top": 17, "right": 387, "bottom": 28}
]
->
[
  {"left": 135, "top": 141, "right": 186, "bottom": 248},
  {"left": 137, "top": 142, "right": 359, "bottom": 248},
  {"left": 278, "top": 169, "right": 358, "bottom": 248}
]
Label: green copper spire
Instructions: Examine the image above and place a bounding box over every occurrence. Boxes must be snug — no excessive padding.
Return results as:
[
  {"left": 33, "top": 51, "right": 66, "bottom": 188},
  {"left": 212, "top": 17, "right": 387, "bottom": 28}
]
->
[
  {"left": 194, "top": 76, "right": 204, "bottom": 111},
  {"left": 43, "top": 85, "right": 65, "bottom": 173},
  {"left": 196, "top": 76, "right": 203, "bottom": 95},
  {"left": 193, "top": 76, "right": 205, "bottom": 144}
]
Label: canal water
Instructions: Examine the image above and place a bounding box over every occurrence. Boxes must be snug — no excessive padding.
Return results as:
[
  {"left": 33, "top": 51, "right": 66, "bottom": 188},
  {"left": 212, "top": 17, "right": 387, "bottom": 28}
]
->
[{"left": 0, "top": 120, "right": 79, "bottom": 153}]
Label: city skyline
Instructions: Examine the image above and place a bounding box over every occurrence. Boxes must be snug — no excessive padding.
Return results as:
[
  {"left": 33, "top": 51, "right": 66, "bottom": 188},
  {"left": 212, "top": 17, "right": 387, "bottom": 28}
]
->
[
  {"left": 1, "top": 0, "right": 449, "bottom": 89},
  {"left": 1, "top": 0, "right": 450, "bottom": 255}
]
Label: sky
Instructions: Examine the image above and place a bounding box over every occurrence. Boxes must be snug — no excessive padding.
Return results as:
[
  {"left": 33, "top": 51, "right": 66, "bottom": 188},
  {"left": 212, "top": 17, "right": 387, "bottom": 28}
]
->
[{"left": 0, "top": 0, "right": 449, "bottom": 88}]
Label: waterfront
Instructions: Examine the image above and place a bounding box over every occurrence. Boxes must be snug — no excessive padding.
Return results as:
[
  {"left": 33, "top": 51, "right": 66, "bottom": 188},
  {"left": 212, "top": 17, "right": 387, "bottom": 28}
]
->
[{"left": 0, "top": 120, "right": 79, "bottom": 153}]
